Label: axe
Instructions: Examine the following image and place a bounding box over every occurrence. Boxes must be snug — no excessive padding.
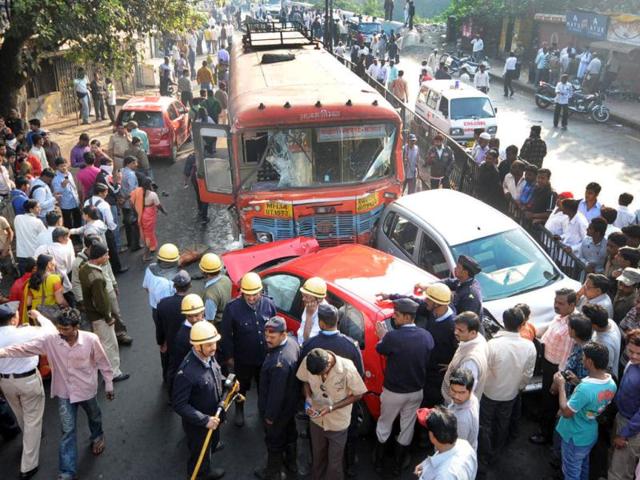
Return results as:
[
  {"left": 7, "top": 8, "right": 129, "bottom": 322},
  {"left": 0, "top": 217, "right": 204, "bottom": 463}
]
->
[{"left": 191, "top": 374, "right": 245, "bottom": 480}]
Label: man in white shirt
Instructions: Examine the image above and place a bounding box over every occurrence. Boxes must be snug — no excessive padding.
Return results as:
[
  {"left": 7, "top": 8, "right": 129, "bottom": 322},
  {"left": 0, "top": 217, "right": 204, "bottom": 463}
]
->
[
  {"left": 560, "top": 199, "right": 588, "bottom": 253},
  {"left": 376, "top": 59, "right": 389, "bottom": 85},
  {"left": 0, "top": 305, "right": 57, "bottom": 478},
  {"left": 0, "top": 302, "right": 57, "bottom": 478},
  {"left": 544, "top": 192, "right": 572, "bottom": 236},
  {"left": 478, "top": 308, "right": 536, "bottom": 471},
  {"left": 554, "top": 74, "right": 573, "bottom": 129},
  {"left": 502, "top": 52, "right": 517, "bottom": 97},
  {"left": 297, "top": 277, "right": 327, "bottom": 345},
  {"left": 30, "top": 169, "right": 58, "bottom": 221},
  {"left": 614, "top": 193, "right": 635, "bottom": 228},
  {"left": 83, "top": 183, "right": 126, "bottom": 274},
  {"left": 582, "top": 303, "right": 621, "bottom": 377},
  {"left": 577, "top": 273, "right": 614, "bottom": 318},
  {"left": 34, "top": 227, "right": 76, "bottom": 294},
  {"left": 367, "top": 58, "right": 380, "bottom": 80},
  {"left": 29, "top": 134, "right": 49, "bottom": 172},
  {"left": 471, "top": 34, "right": 484, "bottom": 62},
  {"left": 14, "top": 200, "right": 46, "bottom": 275},
  {"left": 502, "top": 160, "right": 526, "bottom": 200},
  {"left": 473, "top": 64, "right": 490, "bottom": 93},
  {"left": 427, "top": 48, "right": 439, "bottom": 76},
  {"left": 414, "top": 407, "right": 477, "bottom": 480}
]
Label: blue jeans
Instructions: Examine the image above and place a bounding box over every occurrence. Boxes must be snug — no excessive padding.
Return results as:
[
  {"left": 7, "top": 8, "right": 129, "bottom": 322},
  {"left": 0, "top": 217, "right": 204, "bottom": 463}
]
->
[
  {"left": 561, "top": 437, "right": 595, "bottom": 480},
  {"left": 58, "top": 397, "right": 103, "bottom": 478},
  {"left": 79, "top": 95, "right": 90, "bottom": 124},
  {"left": 110, "top": 204, "right": 121, "bottom": 249}
]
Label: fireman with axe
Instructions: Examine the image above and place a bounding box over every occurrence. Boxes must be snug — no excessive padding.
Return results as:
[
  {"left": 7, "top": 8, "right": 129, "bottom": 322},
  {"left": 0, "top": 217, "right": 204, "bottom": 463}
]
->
[{"left": 173, "top": 320, "right": 243, "bottom": 480}]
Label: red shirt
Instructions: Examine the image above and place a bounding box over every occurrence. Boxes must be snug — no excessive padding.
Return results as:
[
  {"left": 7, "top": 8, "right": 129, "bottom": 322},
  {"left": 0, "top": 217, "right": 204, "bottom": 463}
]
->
[
  {"left": 26, "top": 155, "right": 42, "bottom": 177},
  {"left": 9, "top": 272, "right": 32, "bottom": 323}
]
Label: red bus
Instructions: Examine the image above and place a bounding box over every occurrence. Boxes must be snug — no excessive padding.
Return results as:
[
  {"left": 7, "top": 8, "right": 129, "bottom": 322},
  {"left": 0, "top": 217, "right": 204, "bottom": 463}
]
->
[{"left": 193, "top": 23, "right": 404, "bottom": 247}]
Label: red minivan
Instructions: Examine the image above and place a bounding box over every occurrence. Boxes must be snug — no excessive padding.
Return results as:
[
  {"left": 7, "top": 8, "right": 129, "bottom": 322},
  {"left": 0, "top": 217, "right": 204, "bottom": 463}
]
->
[
  {"left": 117, "top": 96, "right": 190, "bottom": 161},
  {"left": 221, "top": 237, "right": 440, "bottom": 422}
]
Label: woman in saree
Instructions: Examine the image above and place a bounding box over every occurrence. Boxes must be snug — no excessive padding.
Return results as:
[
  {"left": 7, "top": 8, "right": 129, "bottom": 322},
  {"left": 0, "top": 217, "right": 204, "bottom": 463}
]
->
[{"left": 130, "top": 177, "right": 167, "bottom": 261}]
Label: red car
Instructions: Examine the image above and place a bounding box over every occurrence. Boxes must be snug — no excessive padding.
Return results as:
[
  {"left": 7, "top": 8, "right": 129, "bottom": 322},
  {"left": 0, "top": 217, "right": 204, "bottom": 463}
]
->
[
  {"left": 222, "top": 237, "right": 439, "bottom": 421},
  {"left": 116, "top": 96, "right": 190, "bottom": 161}
]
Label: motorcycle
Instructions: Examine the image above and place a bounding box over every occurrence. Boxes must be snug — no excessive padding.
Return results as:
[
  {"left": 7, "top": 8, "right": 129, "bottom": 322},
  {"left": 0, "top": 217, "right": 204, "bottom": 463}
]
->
[
  {"left": 534, "top": 81, "right": 610, "bottom": 123},
  {"left": 440, "top": 52, "right": 490, "bottom": 78}
]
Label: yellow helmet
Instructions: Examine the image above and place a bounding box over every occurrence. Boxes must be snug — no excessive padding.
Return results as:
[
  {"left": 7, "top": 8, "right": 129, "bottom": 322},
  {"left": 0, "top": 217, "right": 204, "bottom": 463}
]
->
[
  {"left": 240, "top": 272, "right": 263, "bottom": 294},
  {"left": 190, "top": 321, "right": 221, "bottom": 345},
  {"left": 425, "top": 283, "right": 452, "bottom": 306},
  {"left": 181, "top": 294, "right": 205, "bottom": 315},
  {"left": 300, "top": 277, "right": 327, "bottom": 298},
  {"left": 157, "top": 243, "right": 180, "bottom": 263},
  {"left": 199, "top": 253, "right": 223, "bottom": 274}
]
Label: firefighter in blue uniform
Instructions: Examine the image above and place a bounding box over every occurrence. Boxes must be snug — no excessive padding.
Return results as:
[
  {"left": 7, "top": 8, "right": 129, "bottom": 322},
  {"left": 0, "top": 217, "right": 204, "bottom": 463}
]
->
[
  {"left": 300, "top": 303, "right": 364, "bottom": 477},
  {"left": 255, "top": 316, "right": 301, "bottom": 480},
  {"left": 220, "top": 272, "right": 277, "bottom": 427},
  {"left": 172, "top": 321, "right": 225, "bottom": 480},
  {"left": 443, "top": 255, "right": 483, "bottom": 316}
]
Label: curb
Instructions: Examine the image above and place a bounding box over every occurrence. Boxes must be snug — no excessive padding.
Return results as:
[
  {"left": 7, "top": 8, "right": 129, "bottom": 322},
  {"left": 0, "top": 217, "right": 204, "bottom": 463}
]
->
[{"left": 488, "top": 71, "right": 640, "bottom": 132}]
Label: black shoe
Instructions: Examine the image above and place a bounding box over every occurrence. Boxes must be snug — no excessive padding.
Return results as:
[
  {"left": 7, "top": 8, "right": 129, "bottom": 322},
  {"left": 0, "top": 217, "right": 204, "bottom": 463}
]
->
[
  {"left": 203, "top": 468, "right": 225, "bottom": 480},
  {"left": 373, "top": 439, "right": 385, "bottom": 474},
  {"left": 115, "top": 266, "right": 129, "bottom": 274},
  {"left": 284, "top": 442, "right": 297, "bottom": 473},
  {"left": 19, "top": 466, "right": 38, "bottom": 479},
  {"left": 234, "top": 402, "right": 245, "bottom": 427},
  {"left": 561, "top": 126, "right": 567, "bottom": 130},
  {"left": 529, "top": 433, "right": 550, "bottom": 445},
  {"left": 392, "top": 444, "right": 410, "bottom": 476},
  {"left": 130, "top": 245, "right": 143, "bottom": 252},
  {"left": 117, "top": 334, "right": 133, "bottom": 346},
  {"left": 113, "top": 373, "right": 130, "bottom": 382}
]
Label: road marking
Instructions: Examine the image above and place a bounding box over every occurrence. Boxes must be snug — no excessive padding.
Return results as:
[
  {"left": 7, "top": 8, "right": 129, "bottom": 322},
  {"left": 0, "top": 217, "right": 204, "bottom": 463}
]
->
[{"left": 626, "top": 134, "right": 640, "bottom": 143}]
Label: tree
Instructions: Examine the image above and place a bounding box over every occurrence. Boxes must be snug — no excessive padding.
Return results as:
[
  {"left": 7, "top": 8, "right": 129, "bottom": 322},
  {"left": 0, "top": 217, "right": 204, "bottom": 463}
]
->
[{"left": 0, "top": 0, "right": 201, "bottom": 116}]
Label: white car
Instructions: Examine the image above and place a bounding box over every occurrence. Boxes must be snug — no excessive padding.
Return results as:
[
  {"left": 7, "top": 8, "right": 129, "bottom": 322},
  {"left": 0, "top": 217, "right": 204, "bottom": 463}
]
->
[{"left": 373, "top": 189, "right": 581, "bottom": 328}]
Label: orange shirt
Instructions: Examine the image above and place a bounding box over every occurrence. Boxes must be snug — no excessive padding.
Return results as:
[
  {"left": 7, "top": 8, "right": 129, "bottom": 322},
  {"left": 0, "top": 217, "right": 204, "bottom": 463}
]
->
[{"left": 520, "top": 321, "right": 537, "bottom": 342}]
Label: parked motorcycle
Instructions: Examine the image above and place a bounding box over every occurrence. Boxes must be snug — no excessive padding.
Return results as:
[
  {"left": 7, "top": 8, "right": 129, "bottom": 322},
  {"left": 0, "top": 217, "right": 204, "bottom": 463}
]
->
[
  {"left": 534, "top": 81, "right": 610, "bottom": 123},
  {"left": 440, "top": 52, "right": 490, "bottom": 78}
]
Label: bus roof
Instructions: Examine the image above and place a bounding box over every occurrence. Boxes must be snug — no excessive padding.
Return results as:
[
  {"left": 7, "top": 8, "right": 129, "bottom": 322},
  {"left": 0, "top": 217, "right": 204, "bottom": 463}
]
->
[{"left": 229, "top": 43, "right": 400, "bottom": 129}]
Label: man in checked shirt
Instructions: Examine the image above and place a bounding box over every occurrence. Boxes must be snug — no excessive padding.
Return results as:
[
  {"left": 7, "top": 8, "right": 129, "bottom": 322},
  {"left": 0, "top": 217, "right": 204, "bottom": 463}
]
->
[{"left": 529, "top": 288, "right": 578, "bottom": 445}]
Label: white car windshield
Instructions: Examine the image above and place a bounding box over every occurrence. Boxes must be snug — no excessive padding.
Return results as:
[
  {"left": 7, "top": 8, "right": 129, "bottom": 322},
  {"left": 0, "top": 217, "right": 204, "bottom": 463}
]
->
[
  {"left": 450, "top": 229, "right": 561, "bottom": 302},
  {"left": 450, "top": 97, "right": 495, "bottom": 120}
]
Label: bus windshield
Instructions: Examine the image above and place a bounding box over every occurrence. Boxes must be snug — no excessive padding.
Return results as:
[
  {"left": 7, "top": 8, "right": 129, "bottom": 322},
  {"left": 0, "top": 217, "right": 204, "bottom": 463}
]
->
[{"left": 240, "top": 123, "right": 396, "bottom": 191}]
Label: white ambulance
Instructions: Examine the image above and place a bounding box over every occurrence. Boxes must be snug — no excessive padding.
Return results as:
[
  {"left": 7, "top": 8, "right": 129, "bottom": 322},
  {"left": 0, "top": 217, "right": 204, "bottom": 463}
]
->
[{"left": 414, "top": 79, "right": 498, "bottom": 142}]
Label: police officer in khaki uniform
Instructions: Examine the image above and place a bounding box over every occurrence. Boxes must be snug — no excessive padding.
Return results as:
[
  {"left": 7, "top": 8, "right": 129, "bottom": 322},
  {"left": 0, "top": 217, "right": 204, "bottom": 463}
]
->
[{"left": 199, "top": 253, "right": 232, "bottom": 330}]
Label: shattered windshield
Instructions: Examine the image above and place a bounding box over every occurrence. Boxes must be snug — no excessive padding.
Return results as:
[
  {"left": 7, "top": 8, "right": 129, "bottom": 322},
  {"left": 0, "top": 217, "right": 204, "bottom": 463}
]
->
[{"left": 240, "top": 123, "right": 396, "bottom": 191}]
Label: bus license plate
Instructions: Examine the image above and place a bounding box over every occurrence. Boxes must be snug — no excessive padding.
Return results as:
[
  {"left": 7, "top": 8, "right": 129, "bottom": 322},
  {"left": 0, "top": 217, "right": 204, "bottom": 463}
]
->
[
  {"left": 264, "top": 201, "right": 293, "bottom": 218},
  {"left": 356, "top": 193, "right": 378, "bottom": 213}
]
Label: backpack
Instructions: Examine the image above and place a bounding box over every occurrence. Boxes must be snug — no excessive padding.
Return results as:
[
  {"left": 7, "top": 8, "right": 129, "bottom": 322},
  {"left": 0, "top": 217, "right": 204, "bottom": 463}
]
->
[
  {"left": 28, "top": 184, "right": 44, "bottom": 199},
  {"left": 87, "top": 196, "right": 105, "bottom": 221}
]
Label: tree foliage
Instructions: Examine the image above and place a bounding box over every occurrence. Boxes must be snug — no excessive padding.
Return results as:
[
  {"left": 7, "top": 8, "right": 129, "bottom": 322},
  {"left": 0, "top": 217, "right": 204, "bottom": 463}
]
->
[
  {"left": 440, "top": 0, "right": 640, "bottom": 21},
  {"left": 0, "top": 0, "right": 202, "bottom": 114}
]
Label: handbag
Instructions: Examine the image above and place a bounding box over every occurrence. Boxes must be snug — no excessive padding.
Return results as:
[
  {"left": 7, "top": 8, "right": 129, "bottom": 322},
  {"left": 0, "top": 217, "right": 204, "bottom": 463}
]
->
[{"left": 34, "top": 278, "right": 62, "bottom": 322}]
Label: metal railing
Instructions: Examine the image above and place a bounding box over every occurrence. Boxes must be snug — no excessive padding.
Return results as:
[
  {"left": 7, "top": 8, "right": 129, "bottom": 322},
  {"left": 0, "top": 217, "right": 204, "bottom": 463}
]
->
[{"left": 334, "top": 53, "right": 586, "bottom": 281}]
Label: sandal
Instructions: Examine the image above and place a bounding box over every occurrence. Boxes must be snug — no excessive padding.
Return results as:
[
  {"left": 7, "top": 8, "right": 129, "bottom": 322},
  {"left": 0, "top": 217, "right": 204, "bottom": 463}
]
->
[{"left": 91, "top": 436, "right": 105, "bottom": 456}]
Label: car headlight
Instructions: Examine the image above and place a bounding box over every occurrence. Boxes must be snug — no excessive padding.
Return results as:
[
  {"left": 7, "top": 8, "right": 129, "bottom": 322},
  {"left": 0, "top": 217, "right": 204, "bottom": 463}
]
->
[
  {"left": 450, "top": 128, "right": 464, "bottom": 136},
  {"left": 255, "top": 232, "right": 273, "bottom": 243},
  {"left": 487, "top": 126, "right": 497, "bottom": 134}
]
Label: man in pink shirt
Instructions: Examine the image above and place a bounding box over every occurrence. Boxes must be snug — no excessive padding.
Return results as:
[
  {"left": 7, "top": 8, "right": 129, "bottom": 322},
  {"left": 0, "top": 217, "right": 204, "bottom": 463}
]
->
[
  {"left": 0, "top": 308, "right": 114, "bottom": 480},
  {"left": 76, "top": 151, "right": 100, "bottom": 203}
]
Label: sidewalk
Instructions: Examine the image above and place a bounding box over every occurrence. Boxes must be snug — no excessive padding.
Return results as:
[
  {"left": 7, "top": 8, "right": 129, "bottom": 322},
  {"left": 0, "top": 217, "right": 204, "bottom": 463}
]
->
[{"left": 487, "top": 56, "right": 640, "bottom": 131}]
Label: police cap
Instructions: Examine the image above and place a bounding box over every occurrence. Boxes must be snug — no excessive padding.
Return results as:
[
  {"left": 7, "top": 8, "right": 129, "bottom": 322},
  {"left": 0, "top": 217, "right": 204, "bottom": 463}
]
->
[
  {"left": 265, "top": 316, "right": 286, "bottom": 333},
  {"left": 0, "top": 302, "right": 18, "bottom": 321},
  {"left": 393, "top": 298, "right": 419, "bottom": 314},
  {"left": 172, "top": 270, "right": 191, "bottom": 288},
  {"left": 458, "top": 255, "right": 481, "bottom": 276}
]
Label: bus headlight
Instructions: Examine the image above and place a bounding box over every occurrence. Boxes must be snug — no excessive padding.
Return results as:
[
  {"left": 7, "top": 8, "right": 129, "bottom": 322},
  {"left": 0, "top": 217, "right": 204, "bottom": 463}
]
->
[
  {"left": 255, "top": 232, "right": 273, "bottom": 243},
  {"left": 450, "top": 128, "right": 464, "bottom": 136},
  {"left": 487, "top": 126, "right": 497, "bottom": 134}
]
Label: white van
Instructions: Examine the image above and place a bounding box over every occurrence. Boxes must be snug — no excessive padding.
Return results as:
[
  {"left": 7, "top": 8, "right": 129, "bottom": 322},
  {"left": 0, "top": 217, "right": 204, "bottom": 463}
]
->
[{"left": 414, "top": 80, "right": 498, "bottom": 141}]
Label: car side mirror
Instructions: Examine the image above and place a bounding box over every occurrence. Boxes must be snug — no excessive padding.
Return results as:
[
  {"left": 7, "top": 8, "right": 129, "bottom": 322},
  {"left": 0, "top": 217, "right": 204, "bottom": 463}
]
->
[{"left": 494, "top": 107, "right": 498, "bottom": 113}]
